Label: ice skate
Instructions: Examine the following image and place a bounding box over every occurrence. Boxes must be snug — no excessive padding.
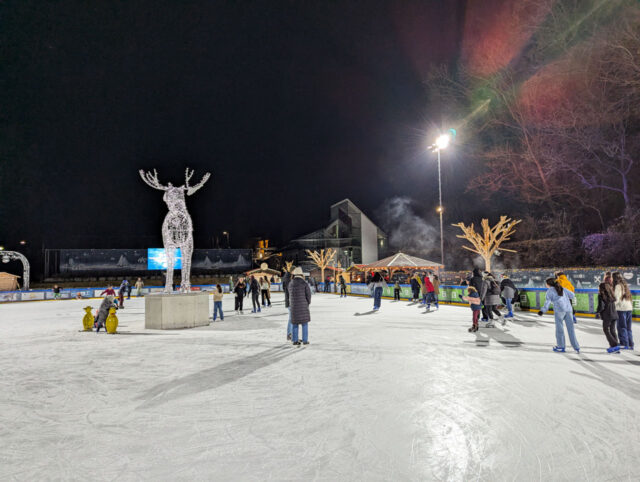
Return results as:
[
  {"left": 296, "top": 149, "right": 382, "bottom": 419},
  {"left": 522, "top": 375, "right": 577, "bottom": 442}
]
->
[
  {"left": 302, "top": 341, "right": 309, "bottom": 345},
  {"left": 607, "top": 346, "right": 620, "bottom": 353},
  {"left": 552, "top": 346, "right": 566, "bottom": 353},
  {"left": 293, "top": 341, "right": 301, "bottom": 346}
]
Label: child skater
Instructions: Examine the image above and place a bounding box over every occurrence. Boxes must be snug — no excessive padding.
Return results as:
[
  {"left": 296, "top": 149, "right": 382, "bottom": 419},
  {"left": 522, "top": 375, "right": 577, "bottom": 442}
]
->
[
  {"left": 393, "top": 280, "right": 401, "bottom": 301},
  {"left": 597, "top": 282, "right": 620, "bottom": 353},
  {"left": 463, "top": 286, "right": 483, "bottom": 332}
]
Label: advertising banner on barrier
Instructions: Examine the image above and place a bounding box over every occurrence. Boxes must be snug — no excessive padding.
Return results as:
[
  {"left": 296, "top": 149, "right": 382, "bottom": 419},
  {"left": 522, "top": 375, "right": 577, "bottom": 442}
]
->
[
  {"left": 21, "top": 292, "right": 46, "bottom": 301},
  {"left": 0, "top": 292, "right": 20, "bottom": 302}
]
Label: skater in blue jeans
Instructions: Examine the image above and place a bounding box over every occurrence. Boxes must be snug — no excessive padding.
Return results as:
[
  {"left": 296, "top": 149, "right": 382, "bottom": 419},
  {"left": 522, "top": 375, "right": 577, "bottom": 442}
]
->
[
  {"left": 368, "top": 272, "right": 387, "bottom": 311},
  {"left": 538, "top": 278, "right": 580, "bottom": 353},
  {"left": 289, "top": 267, "right": 311, "bottom": 345},
  {"left": 212, "top": 284, "right": 224, "bottom": 321},
  {"left": 613, "top": 272, "right": 634, "bottom": 349}
]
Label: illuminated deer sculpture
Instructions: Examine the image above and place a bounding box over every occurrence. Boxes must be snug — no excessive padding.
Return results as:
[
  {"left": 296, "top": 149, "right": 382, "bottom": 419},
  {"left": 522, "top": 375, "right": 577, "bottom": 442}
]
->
[{"left": 139, "top": 168, "right": 210, "bottom": 292}]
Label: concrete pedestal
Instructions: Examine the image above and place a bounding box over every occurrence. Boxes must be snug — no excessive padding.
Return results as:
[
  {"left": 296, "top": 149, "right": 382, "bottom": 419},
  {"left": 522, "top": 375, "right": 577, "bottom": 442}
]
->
[{"left": 144, "top": 292, "right": 210, "bottom": 329}]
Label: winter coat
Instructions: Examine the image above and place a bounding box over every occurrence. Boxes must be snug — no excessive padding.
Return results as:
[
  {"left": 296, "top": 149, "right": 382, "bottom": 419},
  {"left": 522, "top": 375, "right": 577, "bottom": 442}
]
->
[
  {"left": 597, "top": 295, "right": 618, "bottom": 323},
  {"left": 410, "top": 277, "right": 419, "bottom": 290},
  {"left": 260, "top": 280, "right": 270, "bottom": 291},
  {"left": 480, "top": 276, "right": 501, "bottom": 305},
  {"left": 500, "top": 278, "right": 517, "bottom": 301},
  {"left": 234, "top": 282, "right": 246, "bottom": 297},
  {"left": 213, "top": 289, "right": 224, "bottom": 302},
  {"left": 556, "top": 275, "right": 574, "bottom": 293},
  {"left": 289, "top": 276, "right": 311, "bottom": 324},
  {"left": 96, "top": 296, "right": 116, "bottom": 326},
  {"left": 541, "top": 287, "right": 575, "bottom": 314},
  {"left": 614, "top": 284, "right": 633, "bottom": 312},
  {"left": 423, "top": 277, "right": 435, "bottom": 293},
  {"left": 249, "top": 278, "right": 260, "bottom": 295},
  {"left": 282, "top": 272, "right": 291, "bottom": 308},
  {"left": 432, "top": 278, "right": 440, "bottom": 295},
  {"left": 468, "top": 268, "right": 484, "bottom": 295}
]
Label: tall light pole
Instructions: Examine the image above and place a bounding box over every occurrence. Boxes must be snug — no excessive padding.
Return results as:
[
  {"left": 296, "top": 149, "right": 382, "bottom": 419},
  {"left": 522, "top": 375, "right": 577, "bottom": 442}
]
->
[
  {"left": 433, "top": 133, "right": 450, "bottom": 267},
  {"left": 222, "top": 231, "right": 230, "bottom": 248}
]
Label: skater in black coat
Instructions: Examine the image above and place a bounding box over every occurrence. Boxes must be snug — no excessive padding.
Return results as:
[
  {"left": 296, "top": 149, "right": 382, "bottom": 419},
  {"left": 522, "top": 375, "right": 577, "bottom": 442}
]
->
[
  {"left": 410, "top": 275, "right": 420, "bottom": 302},
  {"left": 248, "top": 276, "right": 261, "bottom": 313},
  {"left": 233, "top": 278, "right": 246, "bottom": 313},
  {"left": 597, "top": 282, "right": 620, "bottom": 353},
  {"left": 289, "top": 267, "right": 311, "bottom": 345},
  {"left": 468, "top": 268, "right": 484, "bottom": 294}
]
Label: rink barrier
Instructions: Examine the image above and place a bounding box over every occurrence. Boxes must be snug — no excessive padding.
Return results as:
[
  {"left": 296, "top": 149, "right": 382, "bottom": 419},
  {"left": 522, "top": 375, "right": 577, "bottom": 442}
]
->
[
  {"left": 316, "top": 283, "right": 640, "bottom": 321},
  {"left": 3, "top": 282, "right": 639, "bottom": 321}
]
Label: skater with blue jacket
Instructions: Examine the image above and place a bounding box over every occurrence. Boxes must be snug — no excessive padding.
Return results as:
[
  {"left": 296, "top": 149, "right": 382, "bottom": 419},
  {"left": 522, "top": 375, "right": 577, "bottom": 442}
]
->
[{"left": 538, "top": 277, "right": 580, "bottom": 353}]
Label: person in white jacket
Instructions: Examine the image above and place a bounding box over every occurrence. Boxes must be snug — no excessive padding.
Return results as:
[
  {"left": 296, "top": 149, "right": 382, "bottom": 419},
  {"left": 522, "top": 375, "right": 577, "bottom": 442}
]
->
[{"left": 612, "top": 272, "right": 634, "bottom": 350}]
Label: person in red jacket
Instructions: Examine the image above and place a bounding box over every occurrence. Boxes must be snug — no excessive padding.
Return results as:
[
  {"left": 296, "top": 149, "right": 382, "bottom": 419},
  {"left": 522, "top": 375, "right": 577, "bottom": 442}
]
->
[{"left": 422, "top": 274, "right": 436, "bottom": 310}]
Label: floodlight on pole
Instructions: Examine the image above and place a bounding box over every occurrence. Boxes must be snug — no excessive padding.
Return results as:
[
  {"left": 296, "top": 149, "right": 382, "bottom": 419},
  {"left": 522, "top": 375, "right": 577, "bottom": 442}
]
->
[
  {"left": 430, "top": 132, "right": 452, "bottom": 267},
  {"left": 435, "top": 134, "right": 450, "bottom": 150}
]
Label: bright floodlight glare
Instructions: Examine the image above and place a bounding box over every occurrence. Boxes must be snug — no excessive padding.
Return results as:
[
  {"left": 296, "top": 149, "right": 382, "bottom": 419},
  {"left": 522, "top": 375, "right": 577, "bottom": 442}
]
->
[{"left": 435, "top": 134, "right": 450, "bottom": 150}]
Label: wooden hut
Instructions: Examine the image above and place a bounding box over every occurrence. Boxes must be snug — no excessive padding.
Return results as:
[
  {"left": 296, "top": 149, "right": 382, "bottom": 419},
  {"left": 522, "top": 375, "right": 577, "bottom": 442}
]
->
[{"left": 0, "top": 272, "right": 20, "bottom": 291}]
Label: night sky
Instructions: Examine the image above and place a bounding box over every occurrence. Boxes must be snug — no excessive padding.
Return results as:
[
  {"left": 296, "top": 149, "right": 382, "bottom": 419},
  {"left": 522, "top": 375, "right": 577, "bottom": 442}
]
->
[{"left": 2, "top": 0, "right": 482, "bottom": 260}]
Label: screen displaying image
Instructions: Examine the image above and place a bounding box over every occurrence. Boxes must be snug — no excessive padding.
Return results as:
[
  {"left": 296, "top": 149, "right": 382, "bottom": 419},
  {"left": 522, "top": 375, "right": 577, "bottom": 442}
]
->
[{"left": 147, "top": 248, "right": 183, "bottom": 270}]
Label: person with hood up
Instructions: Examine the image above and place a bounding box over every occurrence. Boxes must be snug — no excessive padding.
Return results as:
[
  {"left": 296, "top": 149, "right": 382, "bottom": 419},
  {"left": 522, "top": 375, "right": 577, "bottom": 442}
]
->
[
  {"left": 289, "top": 267, "right": 312, "bottom": 345},
  {"left": 369, "top": 272, "right": 387, "bottom": 311},
  {"left": 480, "top": 272, "right": 503, "bottom": 327},
  {"left": 500, "top": 274, "right": 518, "bottom": 318},
  {"left": 248, "top": 275, "right": 261, "bottom": 313},
  {"left": 555, "top": 272, "right": 577, "bottom": 324},
  {"left": 539, "top": 277, "right": 580, "bottom": 353}
]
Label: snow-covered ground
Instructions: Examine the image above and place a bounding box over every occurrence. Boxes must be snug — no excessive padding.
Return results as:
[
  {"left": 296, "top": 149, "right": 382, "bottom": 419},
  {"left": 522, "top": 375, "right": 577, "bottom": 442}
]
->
[{"left": 1, "top": 293, "right": 639, "bottom": 481}]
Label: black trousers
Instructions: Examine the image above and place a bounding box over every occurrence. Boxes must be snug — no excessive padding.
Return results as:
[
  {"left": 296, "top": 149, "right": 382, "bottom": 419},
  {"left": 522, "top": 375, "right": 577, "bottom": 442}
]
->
[
  {"left": 235, "top": 294, "right": 244, "bottom": 311},
  {"left": 252, "top": 292, "right": 260, "bottom": 311},
  {"left": 603, "top": 318, "right": 619, "bottom": 347},
  {"left": 412, "top": 287, "right": 420, "bottom": 300},
  {"left": 340, "top": 285, "right": 347, "bottom": 296},
  {"left": 394, "top": 288, "right": 401, "bottom": 300},
  {"left": 483, "top": 305, "right": 501, "bottom": 319},
  {"left": 261, "top": 289, "right": 271, "bottom": 306}
]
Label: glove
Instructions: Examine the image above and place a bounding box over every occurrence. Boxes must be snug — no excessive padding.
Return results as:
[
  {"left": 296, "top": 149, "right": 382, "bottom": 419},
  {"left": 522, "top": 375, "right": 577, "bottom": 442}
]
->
[{"left": 537, "top": 310, "right": 543, "bottom": 316}]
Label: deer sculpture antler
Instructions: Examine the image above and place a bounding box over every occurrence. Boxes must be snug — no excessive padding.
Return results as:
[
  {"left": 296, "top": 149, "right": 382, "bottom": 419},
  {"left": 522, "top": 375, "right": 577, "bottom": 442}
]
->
[
  {"left": 183, "top": 167, "right": 211, "bottom": 196},
  {"left": 139, "top": 169, "right": 168, "bottom": 191}
]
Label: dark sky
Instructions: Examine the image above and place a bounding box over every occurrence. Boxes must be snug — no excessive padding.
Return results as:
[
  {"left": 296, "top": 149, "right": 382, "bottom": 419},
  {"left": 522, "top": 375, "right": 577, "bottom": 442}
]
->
[{"left": 1, "top": 0, "right": 470, "bottom": 255}]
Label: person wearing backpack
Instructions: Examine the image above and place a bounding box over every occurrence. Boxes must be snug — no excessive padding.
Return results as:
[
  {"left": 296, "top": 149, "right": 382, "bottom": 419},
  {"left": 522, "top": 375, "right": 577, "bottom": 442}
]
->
[
  {"left": 596, "top": 282, "right": 619, "bottom": 353},
  {"left": 480, "top": 273, "right": 503, "bottom": 327},
  {"left": 500, "top": 274, "right": 518, "bottom": 318}
]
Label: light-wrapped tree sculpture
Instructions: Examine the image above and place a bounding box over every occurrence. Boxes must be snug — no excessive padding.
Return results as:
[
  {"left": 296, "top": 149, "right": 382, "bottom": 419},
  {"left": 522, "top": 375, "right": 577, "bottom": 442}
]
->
[
  {"left": 306, "top": 248, "right": 336, "bottom": 283},
  {"left": 452, "top": 216, "right": 521, "bottom": 272}
]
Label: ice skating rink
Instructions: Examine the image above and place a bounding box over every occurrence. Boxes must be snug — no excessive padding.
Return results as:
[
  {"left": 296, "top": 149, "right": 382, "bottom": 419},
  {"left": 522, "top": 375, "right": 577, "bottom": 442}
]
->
[{"left": 2, "top": 293, "right": 640, "bottom": 481}]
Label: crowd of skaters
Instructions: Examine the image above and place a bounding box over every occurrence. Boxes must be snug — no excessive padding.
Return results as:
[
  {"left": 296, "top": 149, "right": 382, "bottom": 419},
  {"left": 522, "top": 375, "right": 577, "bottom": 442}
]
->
[{"left": 74, "top": 266, "right": 633, "bottom": 353}]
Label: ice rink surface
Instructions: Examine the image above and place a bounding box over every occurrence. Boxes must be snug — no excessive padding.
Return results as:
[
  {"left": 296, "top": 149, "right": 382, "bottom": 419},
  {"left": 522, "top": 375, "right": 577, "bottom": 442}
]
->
[{"left": 2, "top": 293, "right": 640, "bottom": 481}]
